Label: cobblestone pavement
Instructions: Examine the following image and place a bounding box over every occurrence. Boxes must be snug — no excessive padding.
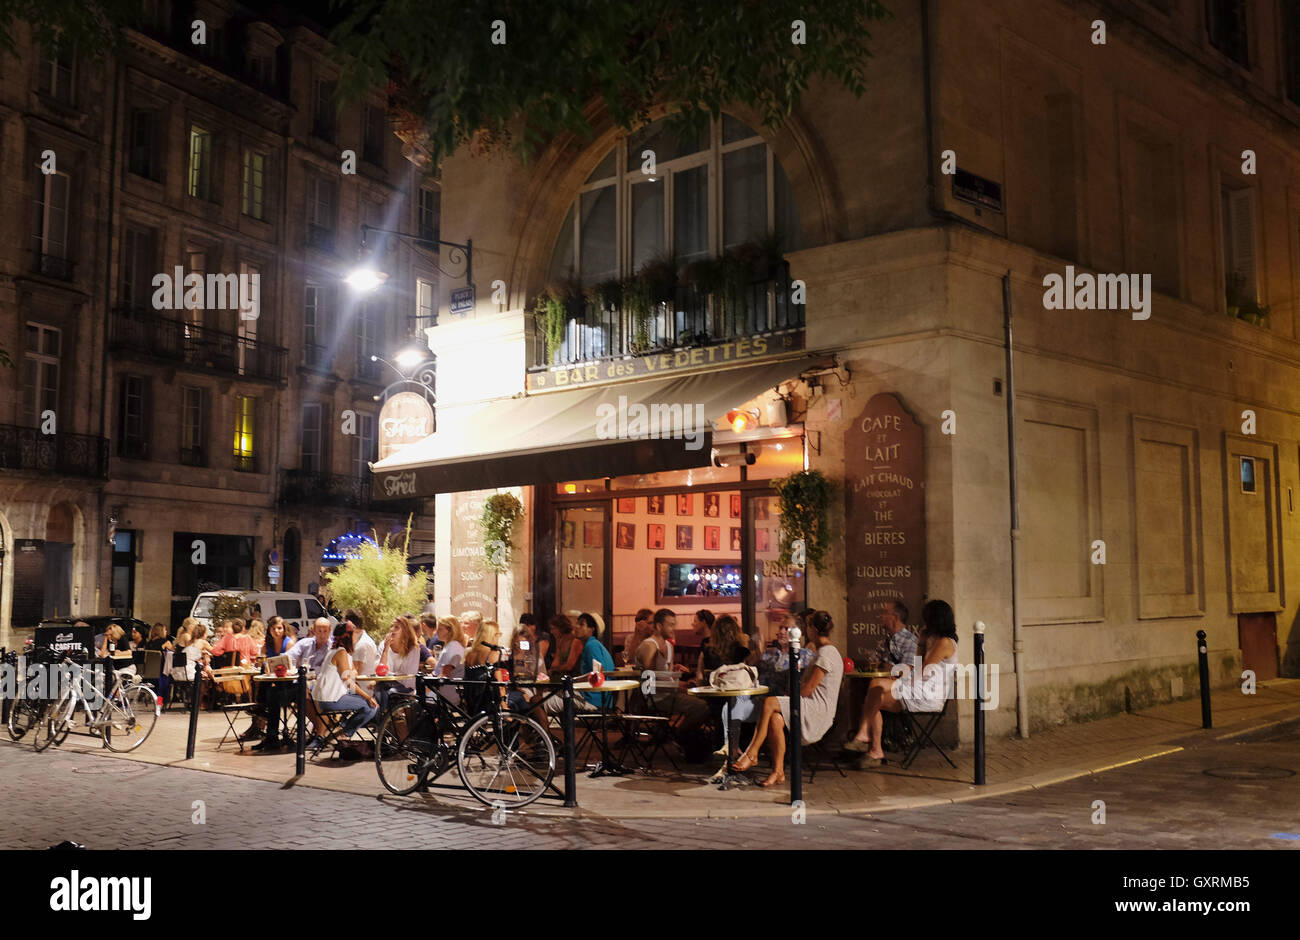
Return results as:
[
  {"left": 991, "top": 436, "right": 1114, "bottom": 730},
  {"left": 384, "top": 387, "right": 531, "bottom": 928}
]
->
[{"left": 1, "top": 724, "right": 1295, "bottom": 849}]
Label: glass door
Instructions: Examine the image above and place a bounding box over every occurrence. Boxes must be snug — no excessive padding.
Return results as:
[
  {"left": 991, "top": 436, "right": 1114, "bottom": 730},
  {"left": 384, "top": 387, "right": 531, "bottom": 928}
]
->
[
  {"left": 556, "top": 503, "right": 610, "bottom": 647},
  {"left": 748, "top": 492, "right": 805, "bottom": 647}
]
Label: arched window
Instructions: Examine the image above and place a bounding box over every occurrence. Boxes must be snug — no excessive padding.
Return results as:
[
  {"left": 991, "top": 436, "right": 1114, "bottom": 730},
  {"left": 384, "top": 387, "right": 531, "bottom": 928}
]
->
[{"left": 548, "top": 114, "right": 802, "bottom": 285}]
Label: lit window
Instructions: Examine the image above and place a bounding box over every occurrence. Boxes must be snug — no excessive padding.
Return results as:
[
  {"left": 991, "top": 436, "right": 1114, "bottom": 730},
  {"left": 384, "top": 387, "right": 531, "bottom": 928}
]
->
[
  {"left": 241, "top": 149, "right": 266, "bottom": 220},
  {"left": 188, "top": 125, "right": 212, "bottom": 200},
  {"left": 234, "top": 396, "right": 256, "bottom": 471}
]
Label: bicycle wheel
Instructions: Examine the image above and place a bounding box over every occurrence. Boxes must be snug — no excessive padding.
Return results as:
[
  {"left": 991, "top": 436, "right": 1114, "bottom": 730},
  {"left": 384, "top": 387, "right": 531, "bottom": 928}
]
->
[
  {"left": 375, "top": 701, "right": 439, "bottom": 796},
  {"left": 7, "top": 697, "right": 42, "bottom": 741},
  {"left": 31, "top": 698, "right": 61, "bottom": 752},
  {"left": 456, "top": 712, "right": 555, "bottom": 809},
  {"left": 101, "top": 683, "right": 159, "bottom": 752}
]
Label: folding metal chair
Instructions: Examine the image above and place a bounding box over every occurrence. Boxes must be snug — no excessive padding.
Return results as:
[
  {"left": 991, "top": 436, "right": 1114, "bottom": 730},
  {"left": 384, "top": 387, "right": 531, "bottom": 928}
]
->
[
  {"left": 899, "top": 698, "right": 955, "bottom": 769},
  {"left": 617, "top": 674, "right": 681, "bottom": 772},
  {"left": 212, "top": 668, "right": 256, "bottom": 752},
  {"left": 803, "top": 735, "right": 848, "bottom": 781}
]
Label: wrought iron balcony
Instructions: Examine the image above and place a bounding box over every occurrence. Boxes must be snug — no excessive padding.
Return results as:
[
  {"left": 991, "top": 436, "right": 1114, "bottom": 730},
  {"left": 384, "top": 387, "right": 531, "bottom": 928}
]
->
[
  {"left": 278, "top": 469, "right": 421, "bottom": 515},
  {"left": 0, "top": 424, "right": 108, "bottom": 479},
  {"left": 528, "top": 260, "right": 802, "bottom": 370},
  {"left": 110, "top": 306, "right": 287, "bottom": 384}
]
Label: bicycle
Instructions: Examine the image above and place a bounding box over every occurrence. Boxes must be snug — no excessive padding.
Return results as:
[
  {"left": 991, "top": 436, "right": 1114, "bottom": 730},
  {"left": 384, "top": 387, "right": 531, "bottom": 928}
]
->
[
  {"left": 6, "top": 646, "right": 59, "bottom": 743},
  {"left": 35, "top": 653, "right": 161, "bottom": 753},
  {"left": 374, "top": 671, "right": 556, "bottom": 808}
]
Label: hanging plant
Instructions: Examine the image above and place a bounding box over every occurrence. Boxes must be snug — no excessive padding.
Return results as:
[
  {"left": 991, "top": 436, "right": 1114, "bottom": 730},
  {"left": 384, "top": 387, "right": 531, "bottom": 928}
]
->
[
  {"left": 535, "top": 291, "right": 569, "bottom": 365},
  {"left": 771, "top": 469, "right": 833, "bottom": 573},
  {"left": 479, "top": 492, "right": 524, "bottom": 572},
  {"left": 622, "top": 275, "right": 653, "bottom": 352}
]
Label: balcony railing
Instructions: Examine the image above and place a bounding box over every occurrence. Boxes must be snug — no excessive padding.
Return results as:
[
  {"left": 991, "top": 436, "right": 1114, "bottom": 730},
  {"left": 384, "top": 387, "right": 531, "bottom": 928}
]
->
[
  {"left": 0, "top": 424, "right": 108, "bottom": 479},
  {"left": 110, "top": 306, "right": 287, "bottom": 384},
  {"left": 528, "top": 260, "right": 802, "bottom": 370},
  {"left": 33, "top": 252, "right": 75, "bottom": 281},
  {"left": 278, "top": 469, "right": 422, "bottom": 515}
]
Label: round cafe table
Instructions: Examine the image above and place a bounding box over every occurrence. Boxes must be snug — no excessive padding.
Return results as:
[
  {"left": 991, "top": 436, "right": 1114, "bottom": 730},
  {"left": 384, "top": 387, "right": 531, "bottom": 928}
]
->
[
  {"left": 687, "top": 685, "right": 769, "bottom": 790},
  {"left": 572, "top": 678, "right": 638, "bottom": 777},
  {"left": 252, "top": 672, "right": 302, "bottom": 747}
]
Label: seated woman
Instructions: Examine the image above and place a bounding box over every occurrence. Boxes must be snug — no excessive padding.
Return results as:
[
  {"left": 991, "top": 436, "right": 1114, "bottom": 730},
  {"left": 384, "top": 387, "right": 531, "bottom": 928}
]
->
[
  {"left": 432, "top": 617, "right": 468, "bottom": 705},
  {"left": 262, "top": 616, "right": 295, "bottom": 657},
  {"left": 308, "top": 624, "right": 380, "bottom": 750},
  {"left": 733, "top": 610, "right": 843, "bottom": 787},
  {"left": 247, "top": 620, "right": 267, "bottom": 658},
  {"left": 462, "top": 620, "right": 503, "bottom": 712},
  {"left": 699, "top": 615, "right": 756, "bottom": 755},
  {"left": 548, "top": 614, "right": 582, "bottom": 678},
  {"left": 844, "top": 599, "right": 959, "bottom": 762},
  {"left": 373, "top": 616, "right": 422, "bottom": 713},
  {"left": 96, "top": 625, "right": 126, "bottom": 659},
  {"left": 758, "top": 617, "right": 815, "bottom": 696}
]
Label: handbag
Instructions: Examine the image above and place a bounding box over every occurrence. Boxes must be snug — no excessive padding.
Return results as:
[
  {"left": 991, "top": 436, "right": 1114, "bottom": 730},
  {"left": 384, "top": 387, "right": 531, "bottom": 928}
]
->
[{"left": 710, "top": 663, "right": 758, "bottom": 691}]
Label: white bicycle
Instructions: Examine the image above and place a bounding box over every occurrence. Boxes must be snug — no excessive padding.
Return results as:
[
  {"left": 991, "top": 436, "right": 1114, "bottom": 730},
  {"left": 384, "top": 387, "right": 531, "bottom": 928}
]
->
[{"left": 33, "top": 655, "right": 160, "bottom": 753}]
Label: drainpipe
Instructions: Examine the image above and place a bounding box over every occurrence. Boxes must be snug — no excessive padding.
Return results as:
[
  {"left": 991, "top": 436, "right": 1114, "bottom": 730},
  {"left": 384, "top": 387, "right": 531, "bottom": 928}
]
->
[
  {"left": 1003, "top": 272, "right": 1028, "bottom": 738},
  {"left": 97, "top": 59, "right": 123, "bottom": 615}
]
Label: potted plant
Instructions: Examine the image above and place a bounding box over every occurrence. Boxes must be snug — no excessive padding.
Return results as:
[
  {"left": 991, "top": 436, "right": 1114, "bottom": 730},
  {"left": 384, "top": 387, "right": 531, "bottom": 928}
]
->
[
  {"left": 534, "top": 279, "right": 583, "bottom": 364},
  {"left": 1226, "top": 272, "right": 1270, "bottom": 327},
  {"left": 323, "top": 518, "right": 429, "bottom": 642},
  {"left": 479, "top": 492, "right": 525, "bottom": 572},
  {"left": 771, "top": 469, "right": 833, "bottom": 574}
]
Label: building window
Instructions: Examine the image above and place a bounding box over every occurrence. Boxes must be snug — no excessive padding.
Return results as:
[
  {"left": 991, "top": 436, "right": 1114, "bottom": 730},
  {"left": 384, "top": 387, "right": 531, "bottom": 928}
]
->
[
  {"left": 417, "top": 187, "right": 439, "bottom": 242},
  {"left": 363, "top": 105, "right": 386, "bottom": 166},
  {"left": 180, "top": 386, "right": 205, "bottom": 466},
  {"left": 1222, "top": 184, "right": 1257, "bottom": 308},
  {"left": 248, "top": 49, "right": 276, "bottom": 90},
  {"left": 37, "top": 45, "right": 74, "bottom": 105},
  {"left": 24, "top": 323, "right": 61, "bottom": 429},
  {"left": 1206, "top": 0, "right": 1248, "bottom": 67},
  {"left": 34, "top": 170, "right": 71, "bottom": 273},
  {"left": 237, "top": 262, "right": 260, "bottom": 375},
  {"left": 233, "top": 395, "right": 256, "bottom": 471},
  {"left": 549, "top": 114, "right": 801, "bottom": 285},
  {"left": 187, "top": 125, "right": 213, "bottom": 201},
  {"left": 185, "top": 248, "right": 206, "bottom": 332},
  {"left": 118, "top": 374, "right": 149, "bottom": 459},
  {"left": 356, "top": 301, "right": 380, "bottom": 379},
  {"left": 300, "top": 402, "right": 323, "bottom": 473},
  {"left": 416, "top": 278, "right": 436, "bottom": 331},
  {"left": 304, "top": 282, "right": 328, "bottom": 368},
  {"left": 241, "top": 149, "right": 267, "bottom": 220},
  {"left": 313, "top": 78, "right": 337, "bottom": 142},
  {"left": 129, "top": 109, "right": 161, "bottom": 181},
  {"left": 120, "top": 226, "right": 157, "bottom": 309},
  {"left": 352, "top": 413, "right": 375, "bottom": 480},
  {"left": 307, "top": 176, "right": 336, "bottom": 250}
]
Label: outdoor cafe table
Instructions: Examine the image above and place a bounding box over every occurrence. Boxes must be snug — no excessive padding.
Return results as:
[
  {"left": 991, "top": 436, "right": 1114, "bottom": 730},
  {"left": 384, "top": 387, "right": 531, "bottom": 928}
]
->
[
  {"left": 687, "top": 685, "right": 769, "bottom": 790},
  {"left": 571, "top": 679, "right": 638, "bottom": 777},
  {"left": 846, "top": 668, "right": 896, "bottom": 732},
  {"left": 252, "top": 672, "right": 302, "bottom": 746}
]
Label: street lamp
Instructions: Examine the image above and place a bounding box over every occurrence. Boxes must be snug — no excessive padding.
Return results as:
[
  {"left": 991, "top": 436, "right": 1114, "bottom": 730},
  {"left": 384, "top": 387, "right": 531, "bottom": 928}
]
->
[
  {"left": 343, "top": 223, "right": 472, "bottom": 292},
  {"left": 343, "top": 266, "right": 388, "bottom": 293}
]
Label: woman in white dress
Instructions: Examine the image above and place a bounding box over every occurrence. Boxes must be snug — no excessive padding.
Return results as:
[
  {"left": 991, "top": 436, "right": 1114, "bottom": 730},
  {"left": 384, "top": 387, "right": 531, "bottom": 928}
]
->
[
  {"left": 845, "top": 599, "right": 959, "bottom": 763},
  {"left": 733, "top": 611, "right": 843, "bottom": 788}
]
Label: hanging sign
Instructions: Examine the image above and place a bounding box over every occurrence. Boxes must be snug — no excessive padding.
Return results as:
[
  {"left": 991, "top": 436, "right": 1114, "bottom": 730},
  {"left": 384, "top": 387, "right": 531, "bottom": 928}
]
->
[{"left": 377, "top": 392, "right": 434, "bottom": 462}]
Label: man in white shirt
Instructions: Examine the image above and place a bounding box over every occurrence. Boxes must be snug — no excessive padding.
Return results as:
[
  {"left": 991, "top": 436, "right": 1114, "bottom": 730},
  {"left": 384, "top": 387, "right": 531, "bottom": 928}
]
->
[{"left": 346, "top": 609, "right": 378, "bottom": 692}]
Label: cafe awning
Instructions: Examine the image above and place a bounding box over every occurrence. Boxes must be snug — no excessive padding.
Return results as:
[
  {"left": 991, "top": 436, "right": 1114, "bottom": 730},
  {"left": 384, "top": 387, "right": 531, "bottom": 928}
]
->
[{"left": 370, "top": 355, "right": 822, "bottom": 497}]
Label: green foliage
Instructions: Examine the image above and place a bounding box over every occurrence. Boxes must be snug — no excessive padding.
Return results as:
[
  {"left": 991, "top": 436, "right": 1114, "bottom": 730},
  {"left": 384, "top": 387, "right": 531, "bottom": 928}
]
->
[
  {"left": 621, "top": 275, "right": 653, "bottom": 352},
  {"left": 772, "top": 469, "right": 833, "bottom": 573},
  {"left": 1225, "top": 272, "right": 1269, "bottom": 326},
  {"left": 535, "top": 290, "right": 569, "bottom": 364},
  {"left": 0, "top": 0, "right": 138, "bottom": 57},
  {"left": 208, "top": 591, "right": 252, "bottom": 627},
  {"left": 479, "top": 492, "right": 525, "bottom": 572},
  {"left": 323, "top": 524, "right": 428, "bottom": 642},
  {"left": 329, "top": 0, "right": 891, "bottom": 168}
]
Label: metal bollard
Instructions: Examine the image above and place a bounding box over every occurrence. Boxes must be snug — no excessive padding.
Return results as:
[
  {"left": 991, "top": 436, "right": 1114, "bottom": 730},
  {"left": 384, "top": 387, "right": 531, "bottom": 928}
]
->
[
  {"left": 186, "top": 660, "right": 202, "bottom": 760},
  {"left": 1197, "top": 629, "right": 1212, "bottom": 729},
  {"left": 562, "top": 675, "right": 578, "bottom": 808},
  {"left": 973, "top": 621, "right": 986, "bottom": 786},
  {"left": 788, "top": 627, "right": 802, "bottom": 806},
  {"left": 296, "top": 664, "right": 308, "bottom": 775}
]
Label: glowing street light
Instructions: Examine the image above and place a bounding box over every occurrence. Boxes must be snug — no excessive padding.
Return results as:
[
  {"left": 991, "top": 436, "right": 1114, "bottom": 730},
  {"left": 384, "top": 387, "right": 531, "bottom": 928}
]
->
[{"left": 344, "top": 265, "right": 388, "bottom": 293}]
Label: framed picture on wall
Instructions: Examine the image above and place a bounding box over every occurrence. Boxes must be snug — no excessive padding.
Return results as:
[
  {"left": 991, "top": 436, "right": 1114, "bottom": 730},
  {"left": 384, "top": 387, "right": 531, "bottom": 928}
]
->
[
  {"left": 676, "top": 493, "right": 693, "bottom": 515},
  {"left": 676, "top": 525, "right": 693, "bottom": 550},
  {"left": 583, "top": 521, "right": 603, "bottom": 548},
  {"left": 560, "top": 521, "right": 576, "bottom": 549},
  {"left": 704, "top": 526, "right": 720, "bottom": 550},
  {"left": 647, "top": 495, "right": 665, "bottom": 515},
  {"left": 755, "top": 528, "right": 770, "bottom": 552},
  {"left": 703, "top": 493, "right": 720, "bottom": 517},
  {"left": 616, "top": 497, "right": 636, "bottom": 514},
  {"left": 730, "top": 526, "right": 742, "bottom": 551},
  {"left": 755, "top": 500, "right": 770, "bottom": 520},
  {"left": 647, "top": 524, "right": 665, "bottom": 550},
  {"left": 616, "top": 522, "right": 635, "bottom": 549},
  {"left": 730, "top": 493, "right": 742, "bottom": 518}
]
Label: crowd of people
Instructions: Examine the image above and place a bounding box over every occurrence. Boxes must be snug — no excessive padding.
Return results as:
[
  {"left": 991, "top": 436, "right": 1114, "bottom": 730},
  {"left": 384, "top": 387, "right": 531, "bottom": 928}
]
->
[{"left": 71, "top": 593, "right": 960, "bottom": 784}]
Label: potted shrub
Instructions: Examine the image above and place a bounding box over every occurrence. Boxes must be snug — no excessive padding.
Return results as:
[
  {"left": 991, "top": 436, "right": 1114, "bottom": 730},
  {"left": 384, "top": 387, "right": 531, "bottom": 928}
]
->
[
  {"left": 771, "top": 469, "right": 833, "bottom": 574},
  {"left": 479, "top": 492, "right": 525, "bottom": 572}
]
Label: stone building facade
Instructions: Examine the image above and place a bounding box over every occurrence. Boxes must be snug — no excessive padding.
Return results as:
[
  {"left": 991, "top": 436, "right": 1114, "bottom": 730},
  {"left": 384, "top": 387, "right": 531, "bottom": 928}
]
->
[
  {"left": 377, "top": 0, "right": 1300, "bottom": 736},
  {"left": 0, "top": 0, "right": 435, "bottom": 643}
]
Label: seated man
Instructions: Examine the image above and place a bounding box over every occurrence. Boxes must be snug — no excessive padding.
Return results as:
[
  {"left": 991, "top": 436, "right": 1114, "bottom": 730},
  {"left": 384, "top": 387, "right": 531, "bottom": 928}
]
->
[
  {"left": 209, "top": 618, "right": 259, "bottom": 665},
  {"left": 871, "top": 600, "right": 917, "bottom": 668},
  {"left": 575, "top": 613, "right": 615, "bottom": 710},
  {"left": 254, "top": 617, "right": 333, "bottom": 751},
  {"left": 636, "top": 609, "right": 709, "bottom": 740}
]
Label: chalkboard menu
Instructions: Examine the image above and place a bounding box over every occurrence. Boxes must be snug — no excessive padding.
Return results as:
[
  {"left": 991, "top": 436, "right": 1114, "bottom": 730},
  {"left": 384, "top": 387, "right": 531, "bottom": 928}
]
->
[
  {"left": 34, "top": 624, "right": 94, "bottom": 656},
  {"left": 449, "top": 490, "right": 498, "bottom": 622},
  {"left": 845, "top": 393, "right": 926, "bottom": 661}
]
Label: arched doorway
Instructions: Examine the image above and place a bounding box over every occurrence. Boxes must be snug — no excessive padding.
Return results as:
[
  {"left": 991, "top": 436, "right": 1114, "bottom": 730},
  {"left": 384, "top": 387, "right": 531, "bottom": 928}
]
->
[
  {"left": 283, "top": 527, "right": 301, "bottom": 593},
  {"left": 44, "top": 503, "right": 75, "bottom": 618}
]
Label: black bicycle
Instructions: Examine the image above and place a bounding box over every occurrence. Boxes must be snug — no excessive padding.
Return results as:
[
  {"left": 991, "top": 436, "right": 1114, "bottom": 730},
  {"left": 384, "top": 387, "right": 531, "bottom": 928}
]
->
[
  {"left": 5, "top": 646, "right": 58, "bottom": 743},
  {"left": 374, "top": 670, "right": 555, "bottom": 808}
]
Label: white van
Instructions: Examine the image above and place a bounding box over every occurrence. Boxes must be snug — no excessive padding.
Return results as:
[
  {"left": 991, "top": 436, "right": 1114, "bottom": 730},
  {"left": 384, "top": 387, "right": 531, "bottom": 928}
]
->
[{"left": 189, "top": 591, "right": 337, "bottom": 639}]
